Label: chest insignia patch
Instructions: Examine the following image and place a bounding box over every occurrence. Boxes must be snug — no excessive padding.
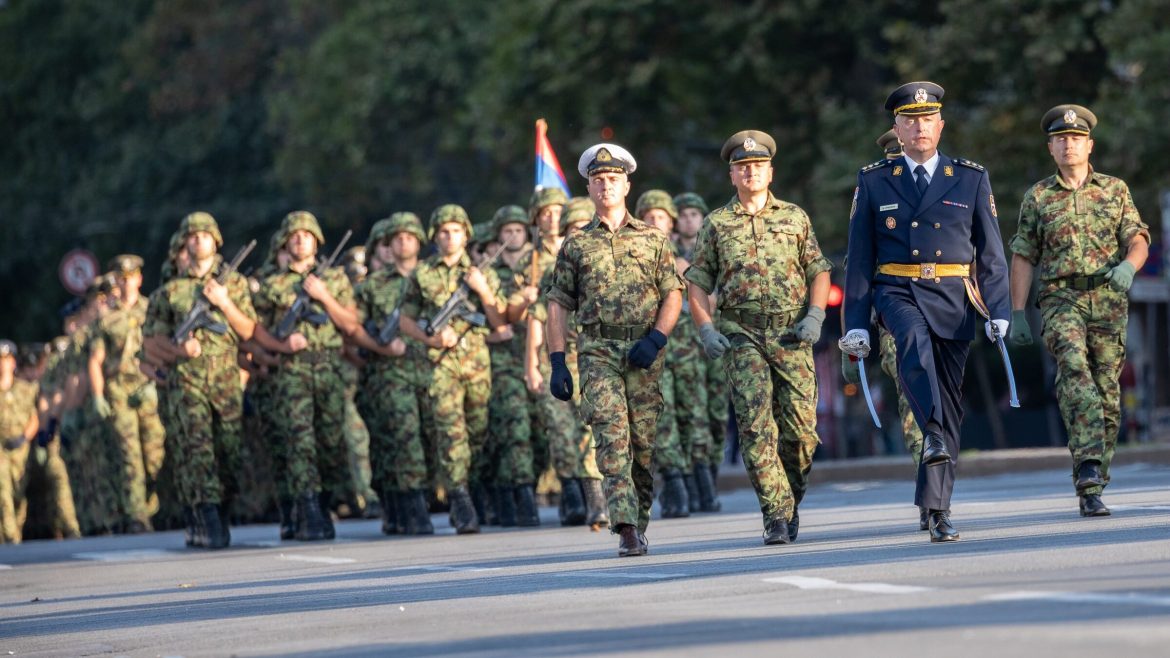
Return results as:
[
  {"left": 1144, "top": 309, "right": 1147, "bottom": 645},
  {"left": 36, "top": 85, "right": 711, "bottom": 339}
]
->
[
  {"left": 943, "top": 166, "right": 954, "bottom": 177},
  {"left": 879, "top": 203, "right": 899, "bottom": 211},
  {"left": 885, "top": 216, "right": 897, "bottom": 230},
  {"left": 892, "top": 166, "right": 903, "bottom": 176}
]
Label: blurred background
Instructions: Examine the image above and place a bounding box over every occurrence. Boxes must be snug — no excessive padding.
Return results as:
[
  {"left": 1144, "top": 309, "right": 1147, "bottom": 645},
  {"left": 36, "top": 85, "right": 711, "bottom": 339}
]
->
[{"left": 2, "top": 0, "right": 1168, "bottom": 454}]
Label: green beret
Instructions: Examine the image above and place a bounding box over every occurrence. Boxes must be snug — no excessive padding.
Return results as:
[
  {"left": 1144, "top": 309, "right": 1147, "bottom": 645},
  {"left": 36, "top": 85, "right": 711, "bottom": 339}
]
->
[
  {"left": 886, "top": 81, "right": 944, "bottom": 116},
  {"left": 277, "top": 210, "right": 326, "bottom": 248},
  {"left": 108, "top": 254, "right": 144, "bottom": 275},
  {"left": 672, "top": 192, "right": 708, "bottom": 215},
  {"left": 1042, "top": 104, "right": 1096, "bottom": 136},
  {"left": 635, "top": 189, "right": 678, "bottom": 220},
  {"left": 528, "top": 187, "right": 569, "bottom": 223},
  {"left": 721, "top": 130, "right": 777, "bottom": 164},
  {"left": 877, "top": 129, "right": 902, "bottom": 158},
  {"left": 492, "top": 205, "right": 529, "bottom": 239},
  {"left": 560, "top": 196, "right": 596, "bottom": 234},
  {"left": 180, "top": 211, "right": 223, "bottom": 247},
  {"left": 429, "top": 204, "right": 473, "bottom": 241}
]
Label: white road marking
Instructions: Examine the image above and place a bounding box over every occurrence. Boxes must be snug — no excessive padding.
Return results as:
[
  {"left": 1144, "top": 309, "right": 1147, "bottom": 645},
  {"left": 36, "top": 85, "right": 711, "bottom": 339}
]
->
[
  {"left": 415, "top": 565, "right": 502, "bottom": 573},
  {"left": 73, "top": 549, "right": 173, "bottom": 562},
  {"left": 984, "top": 590, "right": 1170, "bottom": 607},
  {"left": 0, "top": 564, "right": 11, "bottom": 570},
  {"left": 555, "top": 571, "right": 690, "bottom": 580},
  {"left": 763, "top": 576, "right": 932, "bottom": 594},
  {"left": 1108, "top": 505, "right": 1170, "bottom": 512},
  {"left": 276, "top": 554, "right": 356, "bottom": 565}
]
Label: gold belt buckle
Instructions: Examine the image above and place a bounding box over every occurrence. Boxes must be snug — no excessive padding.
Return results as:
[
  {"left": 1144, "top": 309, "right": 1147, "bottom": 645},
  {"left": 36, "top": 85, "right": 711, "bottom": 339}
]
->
[{"left": 920, "top": 263, "right": 937, "bottom": 279}]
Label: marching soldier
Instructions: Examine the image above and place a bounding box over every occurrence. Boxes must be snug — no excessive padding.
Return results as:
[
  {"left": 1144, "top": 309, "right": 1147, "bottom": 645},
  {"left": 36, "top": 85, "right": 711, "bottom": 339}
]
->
[
  {"left": 842, "top": 83, "right": 1010, "bottom": 543},
  {"left": 1008, "top": 104, "right": 1150, "bottom": 517},
  {"left": 88, "top": 254, "right": 166, "bottom": 532},
  {"left": 686, "top": 130, "right": 833, "bottom": 545},
  {"left": 1, "top": 340, "right": 37, "bottom": 543},
  {"left": 546, "top": 144, "right": 684, "bottom": 556},
  {"left": 400, "top": 205, "right": 506, "bottom": 535}
]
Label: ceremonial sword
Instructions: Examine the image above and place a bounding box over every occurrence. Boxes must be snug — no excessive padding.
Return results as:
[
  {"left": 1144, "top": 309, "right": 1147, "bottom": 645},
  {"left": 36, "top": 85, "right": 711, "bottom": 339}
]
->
[{"left": 852, "top": 354, "right": 882, "bottom": 429}]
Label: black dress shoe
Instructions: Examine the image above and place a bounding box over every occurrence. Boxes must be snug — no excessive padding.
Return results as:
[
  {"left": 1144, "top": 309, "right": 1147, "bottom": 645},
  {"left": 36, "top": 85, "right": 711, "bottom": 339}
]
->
[
  {"left": 928, "top": 510, "right": 960, "bottom": 543},
  {"left": 763, "top": 517, "right": 791, "bottom": 545},
  {"left": 1079, "top": 494, "right": 1111, "bottom": 517},
  {"left": 617, "top": 524, "right": 646, "bottom": 557},
  {"left": 1075, "top": 461, "right": 1105, "bottom": 491},
  {"left": 788, "top": 509, "right": 800, "bottom": 543},
  {"left": 921, "top": 432, "right": 952, "bottom": 465},
  {"left": 918, "top": 507, "right": 929, "bottom": 532}
]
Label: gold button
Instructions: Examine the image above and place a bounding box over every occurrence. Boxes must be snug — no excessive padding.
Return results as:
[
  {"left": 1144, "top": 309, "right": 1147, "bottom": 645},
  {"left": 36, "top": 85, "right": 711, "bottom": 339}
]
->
[
  {"left": 912, "top": 249, "right": 919, "bottom": 256},
  {"left": 935, "top": 250, "right": 942, "bottom": 257},
  {"left": 934, "top": 223, "right": 941, "bottom": 229},
  {"left": 911, "top": 221, "right": 919, "bottom": 228}
]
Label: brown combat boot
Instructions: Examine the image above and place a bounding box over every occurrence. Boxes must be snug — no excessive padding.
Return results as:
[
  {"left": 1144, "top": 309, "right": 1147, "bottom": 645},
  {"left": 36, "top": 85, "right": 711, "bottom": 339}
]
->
[{"left": 617, "top": 524, "right": 645, "bottom": 557}]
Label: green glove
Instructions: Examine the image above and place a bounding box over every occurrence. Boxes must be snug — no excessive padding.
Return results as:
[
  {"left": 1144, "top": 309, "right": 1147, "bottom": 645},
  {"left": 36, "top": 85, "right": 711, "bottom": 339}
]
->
[
  {"left": 1105, "top": 261, "right": 1136, "bottom": 293},
  {"left": 699, "top": 322, "right": 731, "bottom": 359},
  {"left": 841, "top": 350, "right": 861, "bottom": 385},
  {"left": 93, "top": 395, "right": 112, "bottom": 419},
  {"left": 1009, "top": 310, "right": 1033, "bottom": 346}
]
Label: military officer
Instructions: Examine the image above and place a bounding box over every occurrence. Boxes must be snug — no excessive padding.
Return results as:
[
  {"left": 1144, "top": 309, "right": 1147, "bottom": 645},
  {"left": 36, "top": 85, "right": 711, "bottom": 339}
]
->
[
  {"left": 546, "top": 143, "right": 684, "bottom": 557},
  {"left": 1008, "top": 105, "right": 1150, "bottom": 517},
  {"left": 686, "top": 130, "right": 833, "bottom": 545},
  {"left": 842, "top": 129, "right": 927, "bottom": 530},
  {"left": 842, "top": 82, "right": 1011, "bottom": 543}
]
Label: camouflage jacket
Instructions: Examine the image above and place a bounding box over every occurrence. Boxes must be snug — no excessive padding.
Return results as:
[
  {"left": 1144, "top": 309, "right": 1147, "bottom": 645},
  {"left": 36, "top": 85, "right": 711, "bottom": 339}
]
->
[
  {"left": 489, "top": 252, "right": 530, "bottom": 368},
  {"left": 354, "top": 267, "right": 427, "bottom": 369},
  {"left": 685, "top": 192, "right": 832, "bottom": 334},
  {"left": 545, "top": 212, "right": 684, "bottom": 329},
  {"left": 254, "top": 264, "right": 354, "bottom": 351},
  {"left": 148, "top": 255, "right": 257, "bottom": 356},
  {"left": 401, "top": 252, "right": 504, "bottom": 359},
  {"left": 91, "top": 296, "right": 150, "bottom": 380},
  {"left": 0, "top": 378, "right": 37, "bottom": 440},
  {"left": 1010, "top": 170, "right": 1150, "bottom": 283}
]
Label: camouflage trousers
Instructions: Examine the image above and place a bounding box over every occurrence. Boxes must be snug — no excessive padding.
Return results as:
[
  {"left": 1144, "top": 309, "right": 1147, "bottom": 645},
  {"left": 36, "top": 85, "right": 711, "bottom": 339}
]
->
[
  {"left": 489, "top": 366, "right": 538, "bottom": 486},
  {"left": 539, "top": 346, "right": 601, "bottom": 481},
  {"left": 428, "top": 343, "right": 491, "bottom": 490},
  {"left": 361, "top": 361, "right": 432, "bottom": 493},
  {"left": 106, "top": 377, "right": 165, "bottom": 526},
  {"left": 65, "top": 405, "right": 122, "bottom": 534},
  {"left": 655, "top": 349, "right": 712, "bottom": 473},
  {"left": 151, "top": 386, "right": 186, "bottom": 529},
  {"left": 578, "top": 335, "right": 663, "bottom": 533},
  {"left": 1040, "top": 287, "right": 1127, "bottom": 495},
  {"left": 879, "top": 326, "right": 923, "bottom": 466},
  {"left": 0, "top": 448, "right": 20, "bottom": 543},
  {"left": 169, "top": 353, "right": 243, "bottom": 506},
  {"left": 272, "top": 354, "right": 349, "bottom": 496},
  {"left": 234, "top": 384, "right": 278, "bottom": 522},
  {"left": 343, "top": 391, "right": 376, "bottom": 507},
  {"left": 725, "top": 330, "right": 820, "bottom": 525},
  {"left": 18, "top": 441, "right": 81, "bottom": 540},
  {"left": 705, "top": 350, "right": 730, "bottom": 465}
]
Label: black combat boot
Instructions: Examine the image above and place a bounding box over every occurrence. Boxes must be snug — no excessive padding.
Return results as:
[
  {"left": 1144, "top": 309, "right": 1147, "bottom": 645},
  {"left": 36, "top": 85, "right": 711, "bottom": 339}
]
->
[
  {"left": 218, "top": 502, "right": 232, "bottom": 547},
  {"left": 684, "top": 473, "right": 700, "bottom": 513},
  {"left": 294, "top": 491, "right": 327, "bottom": 541},
  {"left": 448, "top": 485, "right": 480, "bottom": 535},
  {"left": 582, "top": 479, "right": 610, "bottom": 528},
  {"left": 470, "top": 482, "right": 498, "bottom": 526},
  {"left": 183, "top": 506, "right": 200, "bottom": 548},
  {"left": 693, "top": 462, "right": 722, "bottom": 513},
  {"left": 407, "top": 489, "right": 434, "bottom": 535},
  {"left": 558, "top": 478, "right": 587, "bottom": 526},
  {"left": 380, "top": 489, "right": 399, "bottom": 535},
  {"left": 496, "top": 486, "right": 518, "bottom": 527},
  {"left": 1075, "top": 461, "right": 1105, "bottom": 491},
  {"left": 319, "top": 491, "right": 336, "bottom": 540},
  {"left": 278, "top": 497, "right": 296, "bottom": 540},
  {"left": 198, "top": 503, "right": 229, "bottom": 549},
  {"left": 659, "top": 469, "right": 690, "bottom": 518},
  {"left": 515, "top": 484, "right": 541, "bottom": 527}
]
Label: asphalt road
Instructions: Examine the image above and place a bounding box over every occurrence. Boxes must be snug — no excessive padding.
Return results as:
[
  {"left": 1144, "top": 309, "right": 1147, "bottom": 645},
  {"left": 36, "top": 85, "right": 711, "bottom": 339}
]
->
[{"left": 2, "top": 464, "right": 1169, "bottom": 657}]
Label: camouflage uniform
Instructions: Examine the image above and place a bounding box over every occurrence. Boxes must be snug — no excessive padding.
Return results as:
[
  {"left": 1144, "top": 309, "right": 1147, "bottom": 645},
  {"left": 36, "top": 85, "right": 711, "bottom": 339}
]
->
[
  {"left": 0, "top": 373, "right": 35, "bottom": 543},
  {"left": 148, "top": 213, "right": 256, "bottom": 544},
  {"left": 254, "top": 212, "right": 354, "bottom": 534},
  {"left": 1010, "top": 170, "right": 1149, "bottom": 495},
  {"left": 30, "top": 342, "right": 82, "bottom": 538},
  {"left": 91, "top": 295, "right": 166, "bottom": 528},
  {"left": 685, "top": 192, "right": 833, "bottom": 528},
  {"left": 547, "top": 213, "right": 684, "bottom": 534},
  {"left": 67, "top": 321, "right": 123, "bottom": 535}
]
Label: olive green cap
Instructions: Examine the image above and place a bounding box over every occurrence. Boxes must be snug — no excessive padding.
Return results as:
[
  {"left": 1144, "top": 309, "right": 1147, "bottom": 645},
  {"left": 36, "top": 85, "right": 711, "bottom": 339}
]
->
[
  {"left": 672, "top": 192, "right": 708, "bottom": 215},
  {"left": 721, "top": 130, "right": 777, "bottom": 164},
  {"left": 108, "top": 254, "right": 144, "bottom": 275},
  {"left": 635, "top": 189, "right": 678, "bottom": 220},
  {"left": 180, "top": 211, "right": 223, "bottom": 247},
  {"left": 877, "top": 129, "right": 902, "bottom": 158},
  {"left": 1042, "top": 104, "right": 1096, "bottom": 136}
]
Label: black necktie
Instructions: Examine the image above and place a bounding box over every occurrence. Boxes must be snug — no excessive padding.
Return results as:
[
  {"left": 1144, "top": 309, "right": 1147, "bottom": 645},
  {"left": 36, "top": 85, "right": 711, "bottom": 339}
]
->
[{"left": 915, "top": 164, "right": 929, "bottom": 197}]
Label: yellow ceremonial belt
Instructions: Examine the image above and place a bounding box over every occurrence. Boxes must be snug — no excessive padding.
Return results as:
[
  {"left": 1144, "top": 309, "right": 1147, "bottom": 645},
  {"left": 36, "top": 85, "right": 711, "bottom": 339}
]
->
[{"left": 876, "top": 263, "right": 970, "bottom": 279}]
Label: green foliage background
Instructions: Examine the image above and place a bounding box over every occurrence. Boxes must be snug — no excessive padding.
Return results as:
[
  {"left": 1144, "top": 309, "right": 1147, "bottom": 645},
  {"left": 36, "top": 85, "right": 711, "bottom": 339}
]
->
[{"left": 2, "top": 0, "right": 1167, "bottom": 339}]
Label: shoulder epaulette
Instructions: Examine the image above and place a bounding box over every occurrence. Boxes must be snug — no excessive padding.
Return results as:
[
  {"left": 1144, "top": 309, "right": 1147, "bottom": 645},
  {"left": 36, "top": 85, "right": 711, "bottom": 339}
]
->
[
  {"left": 859, "top": 159, "right": 891, "bottom": 174},
  {"left": 955, "top": 158, "right": 985, "bottom": 172}
]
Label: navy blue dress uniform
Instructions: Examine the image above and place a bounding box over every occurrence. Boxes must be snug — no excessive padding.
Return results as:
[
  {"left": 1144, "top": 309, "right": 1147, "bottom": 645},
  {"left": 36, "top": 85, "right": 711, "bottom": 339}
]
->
[{"left": 842, "top": 82, "right": 1010, "bottom": 541}]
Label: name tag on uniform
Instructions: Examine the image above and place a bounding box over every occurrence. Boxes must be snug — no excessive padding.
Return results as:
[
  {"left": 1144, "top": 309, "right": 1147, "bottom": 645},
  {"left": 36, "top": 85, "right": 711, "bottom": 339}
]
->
[{"left": 879, "top": 203, "right": 899, "bottom": 212}]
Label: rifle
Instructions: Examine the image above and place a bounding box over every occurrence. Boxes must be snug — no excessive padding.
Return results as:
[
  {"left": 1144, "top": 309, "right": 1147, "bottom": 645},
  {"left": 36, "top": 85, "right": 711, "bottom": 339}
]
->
[
  {"left": 273, "top": 230, "right": 353, "bottom": 340},
  {"left": 365, "top": 306, "right": 403, "bottom": 346},
  {"left": 172, "top": 240, "right": 258, "bottom": 344},
  {"left": 420, "top": 243, "right": 506, "bottom": 336}
]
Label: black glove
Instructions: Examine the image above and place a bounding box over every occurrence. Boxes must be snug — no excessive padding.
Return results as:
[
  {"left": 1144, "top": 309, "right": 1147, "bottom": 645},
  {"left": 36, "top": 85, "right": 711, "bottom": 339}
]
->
[
  {"left": 627, "top": 329, "right": 667, "bottom": 369},
  {"left": 35, "top": 430, "right": 52, "bottom": 448},
  {"left": 550, "top": 351, "right": 574, "bottom": 401}
]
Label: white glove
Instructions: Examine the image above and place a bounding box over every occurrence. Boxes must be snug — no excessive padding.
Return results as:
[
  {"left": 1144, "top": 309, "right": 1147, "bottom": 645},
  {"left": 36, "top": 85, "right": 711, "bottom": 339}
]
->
[
  {"left": 985, "top": 319, "right": 1009, "bottom": 342},
  {"left": 838, "top": 329, "right": 871, "bottom": 358}
]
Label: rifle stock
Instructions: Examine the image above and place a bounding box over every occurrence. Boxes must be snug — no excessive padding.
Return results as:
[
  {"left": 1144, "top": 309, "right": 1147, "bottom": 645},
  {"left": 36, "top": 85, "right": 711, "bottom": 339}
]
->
[{"left": 172, "top": 239, "right": 257, "bottom": 344}]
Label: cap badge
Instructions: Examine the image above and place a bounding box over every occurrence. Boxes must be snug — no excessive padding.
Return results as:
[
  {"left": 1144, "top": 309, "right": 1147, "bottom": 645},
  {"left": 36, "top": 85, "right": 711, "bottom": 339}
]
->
[
  {"left": 743, "top": 137, "right": 757, "bottom": 152},
  {"left": 914, "top": 88, "right": 928, "bottom": 104},
  {"left": 596, "top": 148, "right": 612, "bottom": 162},
  {"left": 1064, "top": 109, "right": 1078, "bottom": 126},
  {"left": 885, "top": 216, "right": 897, "bottom": 230}
]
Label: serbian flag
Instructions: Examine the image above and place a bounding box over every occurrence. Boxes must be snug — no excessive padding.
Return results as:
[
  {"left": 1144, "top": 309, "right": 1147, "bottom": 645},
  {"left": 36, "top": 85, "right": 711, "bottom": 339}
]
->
[{"left": 534, "top": 118, "right": 571, "bottom": 195}]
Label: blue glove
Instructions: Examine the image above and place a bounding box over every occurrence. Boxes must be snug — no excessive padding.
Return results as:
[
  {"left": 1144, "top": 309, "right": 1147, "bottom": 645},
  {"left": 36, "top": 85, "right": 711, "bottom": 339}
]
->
[
  {"left": 627, "top": 329, "right": 667, "bottom": 369},
  {"left": 550, "top": 352, "right": 574, "bottom": 401}
]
